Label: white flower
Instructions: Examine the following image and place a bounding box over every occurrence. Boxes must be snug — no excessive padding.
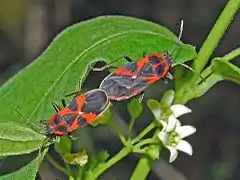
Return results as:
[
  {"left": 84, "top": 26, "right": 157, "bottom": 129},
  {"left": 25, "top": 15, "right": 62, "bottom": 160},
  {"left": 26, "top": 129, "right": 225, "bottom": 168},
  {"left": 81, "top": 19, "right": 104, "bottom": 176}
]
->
[
  {"left": 170, "top": 104, "right": 192, "bottom": 118},
  {"left": 160, "top": 104, "right": 192, "bottom": 131},
  {"left": 158, "top": 123, "right": 196, "bottom": 163},
  {"left": 158, "top": 104, "right": 196, "bottom": 163}
]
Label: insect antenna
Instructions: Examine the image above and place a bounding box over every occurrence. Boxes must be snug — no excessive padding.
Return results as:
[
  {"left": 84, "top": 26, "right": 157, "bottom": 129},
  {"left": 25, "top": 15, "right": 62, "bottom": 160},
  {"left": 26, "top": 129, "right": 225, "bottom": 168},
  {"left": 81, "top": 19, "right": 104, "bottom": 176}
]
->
[
  {"left": 179, "top": 63, "right": 206, "bottom": 82},
  {"left": 170, "top": 20, "right": 205, "bottom": 82},
  {"left": 169, "top": 19, "right": 184, "bottom": 58},
  {"left": 15, "top": 108, "right": 45, "bottom": 135}
]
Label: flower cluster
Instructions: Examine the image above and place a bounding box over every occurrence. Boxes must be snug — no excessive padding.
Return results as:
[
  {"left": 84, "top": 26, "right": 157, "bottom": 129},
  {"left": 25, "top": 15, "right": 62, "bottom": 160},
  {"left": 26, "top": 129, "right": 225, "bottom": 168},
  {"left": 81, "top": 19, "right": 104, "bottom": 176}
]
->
[{"left": 157, "top": 105, "right": 196, "bottom": 163}]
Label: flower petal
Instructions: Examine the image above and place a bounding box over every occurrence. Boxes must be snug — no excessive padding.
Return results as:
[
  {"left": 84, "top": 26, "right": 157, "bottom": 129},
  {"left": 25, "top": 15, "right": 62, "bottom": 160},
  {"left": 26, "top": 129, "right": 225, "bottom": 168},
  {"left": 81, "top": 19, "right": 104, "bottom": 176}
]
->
[
  {"left": 176, "top": 120, "right": 181, "bottom": 127},
  {"left": 175, "top": 125, "right": 196, "bottom": 138},
  {"left": 157, "top": 132, "right": 168, "bottom": 144},
  {"left": 166, "top": 115, "right": 177, "bottom": 132},
  {"left": 167, "top": 146, "right": 178, "bottom": 163},
  {"left": 170, "top": 104, "right": 191, "bottom": 118},
  {"left": 160, "top": 120, "right": 168, "bottom": 131},
  {"left": 176, "top": 140, "right": 193, "bottom": 156}
]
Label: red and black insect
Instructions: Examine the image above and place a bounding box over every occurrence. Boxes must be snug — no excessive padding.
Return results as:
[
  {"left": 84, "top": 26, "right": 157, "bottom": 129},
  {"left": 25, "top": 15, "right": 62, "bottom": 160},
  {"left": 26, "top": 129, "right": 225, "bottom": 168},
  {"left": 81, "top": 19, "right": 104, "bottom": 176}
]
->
[
  {"left": 16, "top": 89, "right": 109, "bottom": 166},
  {"left": 94, "top": 20, "right": 202, "bottom": 101},
  {"left": 45, "top": 89, "right": 110, "bottom": 139},
  {"left": 16, "top": 89, "right": 109, "bottom": 140},
  {"left": 96, "top": 52, "right": 174, "bottom": 101}
]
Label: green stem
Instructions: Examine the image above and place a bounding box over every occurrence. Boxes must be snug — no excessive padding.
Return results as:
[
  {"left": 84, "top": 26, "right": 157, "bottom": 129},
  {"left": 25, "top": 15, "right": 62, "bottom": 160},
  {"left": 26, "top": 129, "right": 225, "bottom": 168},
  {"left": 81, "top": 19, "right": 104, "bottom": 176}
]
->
[
  {"left": 134, "top": 138, "right": 159, "bottom": 148},
  {"left": 46, "top": 154, "right": 70, "bottom": 176},
  {"left": 130, "top": 156, "right": 153, "bottom": 180},
  {"left": 65, "top": 164, "right": 72, "bottom": 177},
  {"left": 127, "top": 117, "right": 136, "bottom": 140},
  {"left": 200, "top": 47, "right": 240, "bottom": 82},
  {"left": 193, "top": 0, "right": 240, "bottom": 73},
  {"left": 194, "top": 74, "right": 223, "bottom": 98},
  {"left": 132, "top": 148, "right": 146, "bottom": 154},
  {"left": 77, "top": 167, "right": 83, "bottom": 180},
  {"left": 89, "top": 147, "right": 130, "bottom": 180},
  {"left": 69, "top": 176, "right": 75, "bottom": 180},
  {"left": 108, "top": 121, "right": 126, "bottom": 144},
  {"left": 222, "top": 47, "right": 240, "bottom": 61},
  {"left": 175, "top": 0, "right": 240, "bottom": 104},
  {"left": 132, "top": 122, "right": 156, "bottom": 144}
]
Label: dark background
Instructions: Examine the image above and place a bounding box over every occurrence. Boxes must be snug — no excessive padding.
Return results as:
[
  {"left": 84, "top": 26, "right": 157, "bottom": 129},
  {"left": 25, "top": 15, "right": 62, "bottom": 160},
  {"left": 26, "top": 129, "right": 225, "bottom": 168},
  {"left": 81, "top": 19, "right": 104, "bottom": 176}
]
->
[{"left": 0, "top": 0, "right": 239, "bottom": 180}]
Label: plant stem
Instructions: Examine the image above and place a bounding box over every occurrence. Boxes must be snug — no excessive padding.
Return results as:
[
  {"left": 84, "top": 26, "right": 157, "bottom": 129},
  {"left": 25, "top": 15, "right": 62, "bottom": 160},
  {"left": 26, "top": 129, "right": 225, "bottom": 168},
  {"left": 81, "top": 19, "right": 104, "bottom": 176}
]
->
[
  {"left": 175, "top": 0, "right": 240, "bottom": 104},
  {"left": 46, "top": 154, "right": 70, "bottom": 176},
  {"left": 130, "top": 156, "right": 153, "bottom": 180},
  {"left": 193, "top": 0, "right": 240, "bottom": 73},
  {"left": 89, "top": 147, "right": 130, "bottom": 180},
  {"left": 69, "top": 176, "right": 75, "bottom": 180},
  {"left": 134, "top": 138, "right": 159, "bottom": 148},
  {"left": 65, "top": 164, "right": 72, "bottom": 177},
  {"left": 108, "top": 121, "right": 126, "bottom": 144},
  {"left": 127, "top": 117, "right": 136, "bottom": 140},
  {"left": 223, "top": 47, "right": 240, "bottom": 61},
  {"left": 132, "top": 122, "right": 156, "bottom": 144},
  {"left": 77, "top": 167, "right": 83, "bottom": 180}
]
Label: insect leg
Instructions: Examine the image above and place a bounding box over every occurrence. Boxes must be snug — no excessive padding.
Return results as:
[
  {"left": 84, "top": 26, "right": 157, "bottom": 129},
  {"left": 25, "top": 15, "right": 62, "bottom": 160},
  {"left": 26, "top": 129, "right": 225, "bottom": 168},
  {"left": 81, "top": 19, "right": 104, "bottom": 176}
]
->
[
  {"left": 93, "top": 56, "right": 133, "bottom": 71},
  {"left": 136, "top": 91, "right": 145, "bottom": 103},
  {"left": 68, "top": 132, "right": 76, "bottom": 140},
  {"left": 51, "top": 102, "right": 61, "bottom": 112},
  {"left": 61, "top": 98, "right": 67, "bottom": 107},
  {"left": 143, "top": 52, "right": 147, "bottom": 57}
]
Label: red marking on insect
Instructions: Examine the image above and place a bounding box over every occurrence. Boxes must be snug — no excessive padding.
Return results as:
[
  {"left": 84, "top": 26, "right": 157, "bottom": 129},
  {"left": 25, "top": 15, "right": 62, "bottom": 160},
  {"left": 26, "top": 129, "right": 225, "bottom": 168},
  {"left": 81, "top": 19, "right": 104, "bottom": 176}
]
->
[
  {"left": 97, "top": 52, "right": 174, "bottom": 101},
  {"left": 15, "top": 89, "right": 110, "bottom": 159},
  {"left": 46, "top": 89, "right": 110, "bottom": 138},
  {"left": 93, "top": 20, "right": 203, "bottom": 101}
]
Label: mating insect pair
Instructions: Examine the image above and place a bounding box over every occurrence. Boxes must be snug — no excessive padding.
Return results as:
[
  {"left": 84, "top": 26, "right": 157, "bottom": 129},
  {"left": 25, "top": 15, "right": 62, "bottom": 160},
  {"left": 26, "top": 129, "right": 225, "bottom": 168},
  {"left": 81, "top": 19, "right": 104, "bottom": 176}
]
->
[
  {"left": 44, "top": 20, "right": 199, "bottom": 140},
  {"left": 20, "top": 20, "right": 201, "bottom": 162}
]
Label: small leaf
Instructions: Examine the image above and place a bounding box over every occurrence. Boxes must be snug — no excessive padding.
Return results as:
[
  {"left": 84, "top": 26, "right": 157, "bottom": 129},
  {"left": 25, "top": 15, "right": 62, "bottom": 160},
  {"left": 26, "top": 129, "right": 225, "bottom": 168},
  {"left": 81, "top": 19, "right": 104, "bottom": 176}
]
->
[
  {"left": 62, "top": 150, "right": 88, "bottom": 166},
  {"left": 127, "top": 98, "right": 143, "bottom": 139},
  {"left": 211, "top": 58, "right": 240, "bottom": 85},
  {"left": 0, "top": 121, "right": 46, "bottom": 157},
  {"left": 87, "top": 150, "right": 109, "bottom": 171},
  {"left": 54, "top": 135, "right": 71, "bottom": 156},
  {"left": 147, "top": 99, "right": 161, "bottom": 120},
  {"left": 0, "top": 160, "right": 38, "bottom": 180},
  {"left": 127, "top": 98, "right": 143, "bottom": 122},
  {"left": 90, "top": 105, "right": 112, "bottom": 126}
]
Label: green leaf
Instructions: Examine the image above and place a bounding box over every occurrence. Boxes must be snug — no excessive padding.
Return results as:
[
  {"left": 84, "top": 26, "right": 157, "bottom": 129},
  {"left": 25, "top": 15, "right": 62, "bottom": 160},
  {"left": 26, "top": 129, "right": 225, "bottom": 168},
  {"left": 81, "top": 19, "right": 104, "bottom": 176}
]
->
[
  {"left": 84, "top": 150, "right": 110, "bottom": 179},
  {"left": 86, "top": 150, "right": 109, "bottom": 172},
  {"left": 211, "top": 58, "right": 240, "bottom": 85},
  {"left": 0, "top": 121, "right": 45, "bottom": 157},
  {"left": 0, "top": 160, "right": 38, "bottom": 180},
  {"left": 90, "top": 104, "right": 112, "bottom": 126},
  {"left": 127, "top": 98, "right": 143, "bottom": 139},
  {"left": 127, "top": 98, "right": 143, "bottom": 121},
  {"left": 0, "top": 16, "right": 196, "bottom": 178},
  {"left": 54, "top": 135, "right": 71, "bottom": 156}
]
